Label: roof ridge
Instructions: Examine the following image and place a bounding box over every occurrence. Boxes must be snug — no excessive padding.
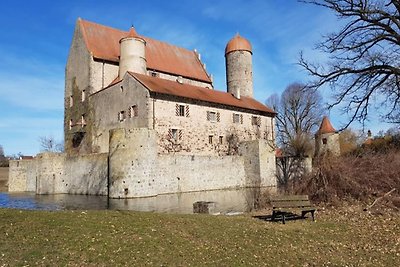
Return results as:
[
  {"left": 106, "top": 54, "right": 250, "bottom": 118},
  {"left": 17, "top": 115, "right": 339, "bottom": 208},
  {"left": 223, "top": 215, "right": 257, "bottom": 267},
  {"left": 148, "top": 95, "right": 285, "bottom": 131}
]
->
[
  {"left": 77, "top": 18, "right": 212, "bottom": 83},
  {"left": 127, "top": 72, "right": 275, "bottom": 114}
]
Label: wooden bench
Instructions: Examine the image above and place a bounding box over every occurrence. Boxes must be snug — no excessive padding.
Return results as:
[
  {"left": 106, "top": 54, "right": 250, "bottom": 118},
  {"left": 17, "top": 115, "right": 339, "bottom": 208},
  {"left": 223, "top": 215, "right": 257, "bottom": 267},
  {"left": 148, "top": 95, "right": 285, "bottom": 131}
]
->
[{"left": 270, "top": 195, "right": 316, "bottom": 224}]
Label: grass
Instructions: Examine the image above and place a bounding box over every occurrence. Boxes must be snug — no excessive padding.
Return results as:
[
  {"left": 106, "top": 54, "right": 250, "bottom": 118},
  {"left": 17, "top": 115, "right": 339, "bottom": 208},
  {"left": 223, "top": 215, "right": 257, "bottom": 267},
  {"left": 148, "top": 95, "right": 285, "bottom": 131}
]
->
[{"left": 0, "top": 206, "right": 399, "bottom": 266}]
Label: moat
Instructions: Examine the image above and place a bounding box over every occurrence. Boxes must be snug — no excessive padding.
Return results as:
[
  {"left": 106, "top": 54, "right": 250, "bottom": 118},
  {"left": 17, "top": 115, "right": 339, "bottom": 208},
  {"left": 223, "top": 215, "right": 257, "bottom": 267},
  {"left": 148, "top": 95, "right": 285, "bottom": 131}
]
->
[{"left": 0, "top": 188, "right": 263, "bottom": 214}]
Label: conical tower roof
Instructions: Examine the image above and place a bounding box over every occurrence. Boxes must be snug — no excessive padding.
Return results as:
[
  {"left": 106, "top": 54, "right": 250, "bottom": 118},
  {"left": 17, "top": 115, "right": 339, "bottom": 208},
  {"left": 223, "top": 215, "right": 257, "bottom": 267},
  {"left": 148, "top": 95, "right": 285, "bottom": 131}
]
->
[
  {"left": 119, "top": 26, "right": 144, "bottom": 43},
  {"left": 318, "top": 116, "right": 336, "bottom": 134}
]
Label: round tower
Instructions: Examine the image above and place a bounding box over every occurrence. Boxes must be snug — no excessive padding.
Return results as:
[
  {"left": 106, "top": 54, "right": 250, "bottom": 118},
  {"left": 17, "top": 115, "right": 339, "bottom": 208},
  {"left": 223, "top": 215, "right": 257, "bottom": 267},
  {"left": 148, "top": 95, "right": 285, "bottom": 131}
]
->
[
  {"left": 119, "top": 26, "right": 146, "bottom": 79},
  {"left": 315, "top": 116, "right": 341, "bottom": 157},
  {"left": 225, "top": 33, "right": 253, "bottom": 99}
]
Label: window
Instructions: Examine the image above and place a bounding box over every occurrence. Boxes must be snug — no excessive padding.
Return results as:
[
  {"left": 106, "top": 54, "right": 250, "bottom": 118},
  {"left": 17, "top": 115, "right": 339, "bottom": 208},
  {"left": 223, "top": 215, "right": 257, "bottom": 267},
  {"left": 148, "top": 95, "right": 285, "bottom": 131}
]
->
[
  {"left": 207, "top": 111, "right": 220, "bottom": 122},
  {"left": 208, "top": 135, "right": 213, "bottom": 144},
  {"left": 118, "top": 111, "right": 126, "bottom": 122},
  {"left": 322, "top": 138, "right": 327, "bottom": 145},
  {"left": 129, "top": 105, "right": 138, "bottom": 118},
  {"left": 252, "top": 116, "right": 261, "bottom": 126},
  {"left": 233, "top": 113, "right": 243, "bottom": 124},
  {"left": 81, "top": 114, "right": 86, "bottom": 127},
  {"left": 150, "top": 71, "right": 158, "bottom": 77},
  {"left": 169, "top": 128, "right": 182, "bottom": 143},
  {"left": 176, "top": 104, "right": 189, "bottom": 117},
  {"left": 82, "top": 90, "right": 86, "bottom": 102},
  {"left": 69, "top": 119, "right": 73, "bottom": 130},
  {"left": 171, "top": 129, "right": 178, "bottom": 141},
  {"left": 219, "top": 136, "right": 223, "bottom": 144},
  {"left": 120, "top": 86, "right": 124, "bottom": 92},
  {"left": 69, "top": 95, "right": 73, "bottom": 107}
]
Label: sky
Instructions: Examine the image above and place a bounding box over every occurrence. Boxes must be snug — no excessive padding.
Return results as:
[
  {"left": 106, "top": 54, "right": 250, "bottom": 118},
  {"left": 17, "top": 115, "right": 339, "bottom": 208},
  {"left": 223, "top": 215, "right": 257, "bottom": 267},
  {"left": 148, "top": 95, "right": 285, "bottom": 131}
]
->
[{"left": 0, "top": 0, "right": 394, "bottom": 156}]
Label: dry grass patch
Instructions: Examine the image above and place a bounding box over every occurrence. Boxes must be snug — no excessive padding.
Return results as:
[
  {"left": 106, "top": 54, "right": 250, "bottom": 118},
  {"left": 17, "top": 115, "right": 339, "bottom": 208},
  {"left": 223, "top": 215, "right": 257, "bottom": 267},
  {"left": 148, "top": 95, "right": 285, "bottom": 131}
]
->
[{"left": 0, "top": 207, "right": 399, "bottom": 266}]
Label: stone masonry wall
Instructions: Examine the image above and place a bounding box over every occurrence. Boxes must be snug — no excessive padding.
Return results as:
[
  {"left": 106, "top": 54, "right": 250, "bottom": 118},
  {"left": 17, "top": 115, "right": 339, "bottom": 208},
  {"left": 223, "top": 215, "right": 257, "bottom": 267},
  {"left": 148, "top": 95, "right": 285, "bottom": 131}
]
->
[
  {"left": 108, "top": 128, "right": 275, "bottom": 198},
  {"left": 9, "top": 153, "right": 108, "bottom": 195},
  {"left": 8, "top": 159, "right": 37, "bottom": 192},
  {"left": 90, "top": 74, "right": 152, "bottom": 153},
  {"left": 153, "top": 96, "right": 275, "bottom": 156}
]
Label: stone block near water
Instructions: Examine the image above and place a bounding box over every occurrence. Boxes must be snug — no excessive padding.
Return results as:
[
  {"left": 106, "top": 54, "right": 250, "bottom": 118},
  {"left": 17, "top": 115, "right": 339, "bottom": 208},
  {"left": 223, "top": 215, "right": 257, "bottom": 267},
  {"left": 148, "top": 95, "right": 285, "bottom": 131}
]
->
[{"left": 193, "top": 201, "right": 217, "bottom": 214}]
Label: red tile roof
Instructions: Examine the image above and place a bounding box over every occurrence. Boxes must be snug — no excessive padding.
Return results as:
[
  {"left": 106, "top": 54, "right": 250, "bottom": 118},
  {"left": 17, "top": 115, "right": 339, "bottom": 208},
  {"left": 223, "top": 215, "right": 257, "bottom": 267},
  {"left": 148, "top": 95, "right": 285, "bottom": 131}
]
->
[
  {"left": 318, "top": 116, "right": 336, "bottom": 134},
  {"left": 225, "top": 33, "right": 252, "bottom": 55},
  {"left": 128, "top": 72, "right": 275, "bottom": 115},
  {"left": 78, "top": 19, "right": 212, "bottom": 83}
]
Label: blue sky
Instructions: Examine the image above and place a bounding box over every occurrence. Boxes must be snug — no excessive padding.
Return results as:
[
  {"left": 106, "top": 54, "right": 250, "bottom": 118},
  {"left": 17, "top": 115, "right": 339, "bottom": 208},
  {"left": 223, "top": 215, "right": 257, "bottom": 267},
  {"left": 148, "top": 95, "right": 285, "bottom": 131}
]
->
[{"left": 0, "top": 0, "right": 393, "bottom": 156}]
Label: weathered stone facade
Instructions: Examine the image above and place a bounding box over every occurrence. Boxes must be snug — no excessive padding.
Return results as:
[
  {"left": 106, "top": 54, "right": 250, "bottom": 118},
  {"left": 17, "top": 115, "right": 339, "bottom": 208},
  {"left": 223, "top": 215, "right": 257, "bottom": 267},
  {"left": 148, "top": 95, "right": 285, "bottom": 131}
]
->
[{"left": 9, "top": 18, "right": 278, "bottom": 199}]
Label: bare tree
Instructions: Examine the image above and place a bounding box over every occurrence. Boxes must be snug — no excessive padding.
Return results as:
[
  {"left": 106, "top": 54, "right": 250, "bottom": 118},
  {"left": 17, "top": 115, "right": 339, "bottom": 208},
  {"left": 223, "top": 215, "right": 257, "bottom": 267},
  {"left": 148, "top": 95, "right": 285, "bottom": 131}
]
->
[
  {"left": 299, "top": 0, "right": 400, "bottom": 126},
  {"left": 0, "top": 145, "right": 4, "bottom": 157},
  {"left": 39, "top": 136, "right": 64, "bottom": 153},
  {"left": 267, "top": 82, "right": 324, "bottom": 156}
]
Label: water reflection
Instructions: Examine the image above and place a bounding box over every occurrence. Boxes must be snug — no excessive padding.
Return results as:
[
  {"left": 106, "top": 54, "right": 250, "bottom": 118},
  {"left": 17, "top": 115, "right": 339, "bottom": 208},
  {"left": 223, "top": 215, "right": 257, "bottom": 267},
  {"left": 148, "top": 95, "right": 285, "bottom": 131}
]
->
[{"left": 0, "top": 188, "right": 268, "bottom": 214}]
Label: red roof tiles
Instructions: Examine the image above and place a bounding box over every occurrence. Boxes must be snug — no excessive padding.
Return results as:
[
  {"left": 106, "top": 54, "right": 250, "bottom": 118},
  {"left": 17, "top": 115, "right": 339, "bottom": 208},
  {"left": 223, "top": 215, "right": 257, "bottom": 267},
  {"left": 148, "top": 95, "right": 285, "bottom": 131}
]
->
[
  {"left": 225, "top": 33, "right": 252, "bottom": 55},
  {"left": 128, "top": 72, "right": 275, "bottom": 115},
  {"left": 318, "top": 116, "right": 336, "bottom": 134},
  {"left": 78, "top": 19, "right": 211, "bottom": 83}
]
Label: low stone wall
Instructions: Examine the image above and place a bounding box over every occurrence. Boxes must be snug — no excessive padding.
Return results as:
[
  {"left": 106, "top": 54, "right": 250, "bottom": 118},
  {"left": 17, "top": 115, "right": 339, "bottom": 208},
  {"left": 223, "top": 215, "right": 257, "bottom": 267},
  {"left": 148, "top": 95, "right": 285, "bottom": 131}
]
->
[
  {"left": 9, "top": 153, "right": 108, "bottom": 195},
  {"left": 8, "top": 128, "right": 277, "bottom": 198},
  {"left": 8, "top": 159, "right": 37, "bottom": 192}
]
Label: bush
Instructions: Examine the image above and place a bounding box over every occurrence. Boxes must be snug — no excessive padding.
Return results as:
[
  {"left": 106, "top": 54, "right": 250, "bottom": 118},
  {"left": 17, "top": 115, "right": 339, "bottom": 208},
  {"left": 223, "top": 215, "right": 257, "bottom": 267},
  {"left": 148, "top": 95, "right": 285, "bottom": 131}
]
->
[{"left": 292, "top": 150, "right": 400, "bottom": 208}]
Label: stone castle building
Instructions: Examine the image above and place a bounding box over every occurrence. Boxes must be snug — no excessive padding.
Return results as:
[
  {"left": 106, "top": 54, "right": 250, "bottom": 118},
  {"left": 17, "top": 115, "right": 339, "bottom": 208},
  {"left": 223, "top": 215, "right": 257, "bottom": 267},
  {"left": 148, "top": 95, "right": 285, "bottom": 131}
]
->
[{"left": 9, "top": 18, "right": 277, "bottom": 198}]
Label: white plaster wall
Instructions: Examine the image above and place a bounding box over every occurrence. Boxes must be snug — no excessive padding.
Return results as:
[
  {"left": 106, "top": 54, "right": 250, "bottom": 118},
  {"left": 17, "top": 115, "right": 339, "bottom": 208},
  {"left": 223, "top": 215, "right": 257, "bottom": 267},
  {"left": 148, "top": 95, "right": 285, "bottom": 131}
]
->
[
  {"left": 119, "top": 37, "right": 146, "bottom": 78},
  {"left": 90, "top": 60, "right": 119, "bottom": 93}
]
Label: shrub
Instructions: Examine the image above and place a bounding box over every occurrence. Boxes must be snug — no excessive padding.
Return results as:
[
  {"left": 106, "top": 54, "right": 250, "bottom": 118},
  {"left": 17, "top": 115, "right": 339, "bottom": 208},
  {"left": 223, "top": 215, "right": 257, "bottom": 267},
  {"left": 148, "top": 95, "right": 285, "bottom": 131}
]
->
[{"left": 292, "top": 150, "right": 400, "bottom": 208}]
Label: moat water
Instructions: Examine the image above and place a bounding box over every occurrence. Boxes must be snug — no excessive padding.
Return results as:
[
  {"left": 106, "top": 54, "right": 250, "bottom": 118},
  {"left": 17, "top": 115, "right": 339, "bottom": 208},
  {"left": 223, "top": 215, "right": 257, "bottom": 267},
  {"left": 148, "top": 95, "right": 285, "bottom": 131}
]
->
[{"left": 0, "top": 188, "right": 263, "bottom": 214}]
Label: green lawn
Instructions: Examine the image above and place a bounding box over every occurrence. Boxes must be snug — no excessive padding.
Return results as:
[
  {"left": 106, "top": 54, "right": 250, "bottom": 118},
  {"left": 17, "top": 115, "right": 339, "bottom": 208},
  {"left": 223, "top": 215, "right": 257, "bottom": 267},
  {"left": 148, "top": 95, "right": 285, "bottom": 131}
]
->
[{"left": 0, "top": 207, "right": 399, "bottom": 266}]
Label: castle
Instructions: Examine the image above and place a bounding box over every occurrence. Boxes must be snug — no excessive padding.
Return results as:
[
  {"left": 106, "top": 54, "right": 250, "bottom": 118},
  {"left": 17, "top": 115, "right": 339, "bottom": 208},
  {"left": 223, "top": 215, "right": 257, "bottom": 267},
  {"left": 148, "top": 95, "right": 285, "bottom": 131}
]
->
[{"left": 8, "top": 19, "right": 278, "bottom": 198}]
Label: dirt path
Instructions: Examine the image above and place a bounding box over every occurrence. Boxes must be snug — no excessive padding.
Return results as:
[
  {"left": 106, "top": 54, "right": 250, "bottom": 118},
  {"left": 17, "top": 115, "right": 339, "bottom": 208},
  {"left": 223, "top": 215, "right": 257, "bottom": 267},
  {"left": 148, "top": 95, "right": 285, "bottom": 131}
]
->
[{"left": 0, "top": 167, "right": 9, "bottom": 192}]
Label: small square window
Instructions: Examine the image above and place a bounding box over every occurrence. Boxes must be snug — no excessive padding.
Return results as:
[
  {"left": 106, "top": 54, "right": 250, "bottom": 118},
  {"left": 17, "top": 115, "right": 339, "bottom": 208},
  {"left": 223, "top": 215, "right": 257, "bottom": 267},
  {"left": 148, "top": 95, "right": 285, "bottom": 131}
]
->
[
  {"left": 179, "top": 105, "right": 185, "bottom": 116},
  {"left": 207, "top": 111, "right": 217, "bottom": 122},
  {"left": 169, "top": 128, "right": 182, "bottom": 143},
  {"left": 176, "top": 104, "right": 188, "bottom": 117},
  {"left": 150, "top": 71, "right": 158, "bottom": 77},
  {"left": 118, "top": 111, "right": 126, "bottom": 122},
  {"left": 233, "top": 113, "right": 240, "bottom": 123},
  {"left": 322, "top": 138, "right": 327, "bottom": 145},
  {"left": 252, "top": 116, "right": 261, "bottom": 126},
  {"left": 208, "top": 135, "right": 213, "bottom": 144}
]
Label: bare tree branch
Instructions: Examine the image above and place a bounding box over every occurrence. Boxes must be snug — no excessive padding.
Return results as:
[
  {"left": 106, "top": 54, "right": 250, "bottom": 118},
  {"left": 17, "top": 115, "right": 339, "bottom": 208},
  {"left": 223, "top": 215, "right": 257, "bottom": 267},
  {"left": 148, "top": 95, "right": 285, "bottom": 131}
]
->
[
  {"left": 266, "top": 83, "right": 324, "bottom": 156},
  {"left": 299, "top": 0, "right": 400, "bottom": 125}
]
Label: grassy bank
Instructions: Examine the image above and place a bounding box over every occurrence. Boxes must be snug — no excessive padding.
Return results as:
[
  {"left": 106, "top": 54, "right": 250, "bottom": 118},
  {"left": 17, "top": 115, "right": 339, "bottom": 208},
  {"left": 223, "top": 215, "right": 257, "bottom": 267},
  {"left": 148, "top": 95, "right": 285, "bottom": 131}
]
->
[{"left": 0, "top": 207, "right": 399, "bottom": 266}]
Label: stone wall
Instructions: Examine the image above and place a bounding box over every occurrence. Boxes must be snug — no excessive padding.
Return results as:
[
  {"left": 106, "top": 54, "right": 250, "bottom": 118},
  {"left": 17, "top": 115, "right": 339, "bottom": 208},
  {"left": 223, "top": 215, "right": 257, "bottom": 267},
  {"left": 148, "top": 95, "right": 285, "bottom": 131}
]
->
[
  {"left": 108, "top": 128, "right": 275, "bottom": 198},
  {"left": 90, "top": 74, "right": 152, "bottom": 153},
  {"left": 8, "top": 159, "right": 37, "bottom": 192},
  {"left": 315, "top": 132, "right": 341, "bottom": 157},
  {"left": 153, "top": 95, "right": 274, "bottom": 156},
  {"left": 9, "top": 153, "right": 108, "bottom": 195}
]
